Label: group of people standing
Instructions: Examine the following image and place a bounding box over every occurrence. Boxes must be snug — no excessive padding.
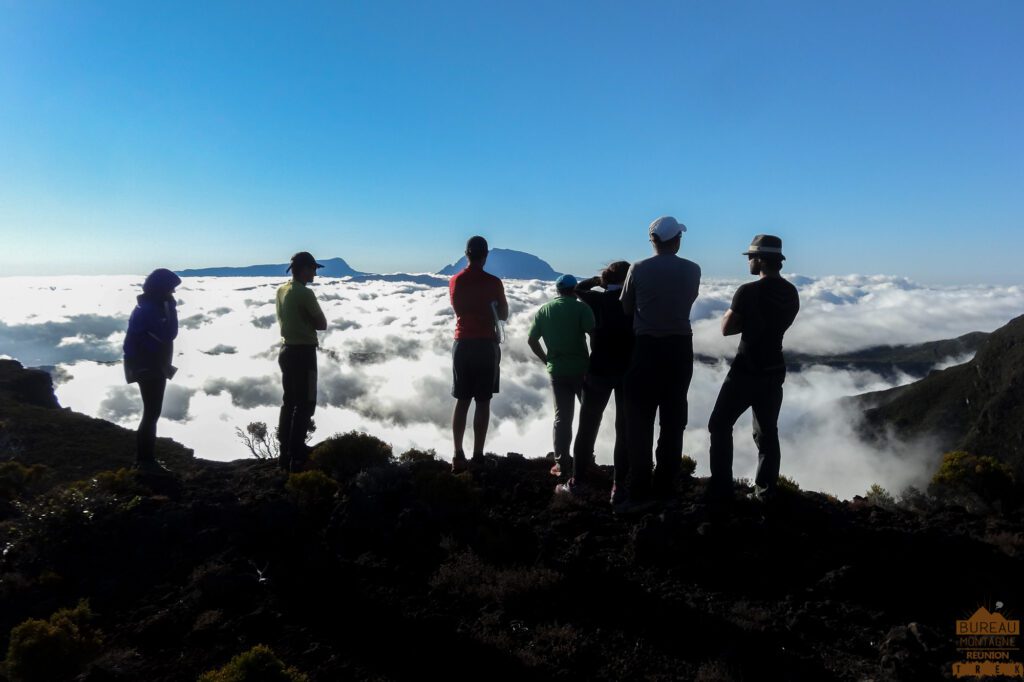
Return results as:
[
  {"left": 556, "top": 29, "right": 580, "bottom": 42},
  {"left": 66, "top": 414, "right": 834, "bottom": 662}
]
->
[
  {"left": 122, "top": 215, "right": 799, "bottom": 512},
  {"left": 448, "top": 217, "right": 799, "bottom": 512}
]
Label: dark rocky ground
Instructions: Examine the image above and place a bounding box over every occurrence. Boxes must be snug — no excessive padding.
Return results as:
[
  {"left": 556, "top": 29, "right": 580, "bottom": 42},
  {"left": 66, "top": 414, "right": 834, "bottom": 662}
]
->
[{"left": 1, "top": 359, "right": 1022, "bottom": 681}]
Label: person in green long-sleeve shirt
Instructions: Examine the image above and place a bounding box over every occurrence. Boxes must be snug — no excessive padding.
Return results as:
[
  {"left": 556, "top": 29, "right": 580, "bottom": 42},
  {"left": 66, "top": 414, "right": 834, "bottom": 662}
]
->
[{"left": 528, "top": 274, "right": 596, "bottom": 482}]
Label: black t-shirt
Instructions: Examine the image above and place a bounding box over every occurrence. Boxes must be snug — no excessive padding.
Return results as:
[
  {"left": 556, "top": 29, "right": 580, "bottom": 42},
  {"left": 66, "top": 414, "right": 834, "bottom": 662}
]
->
[
  {"left": 731, "top": 277, "right": 800, "bottom": 372},
  {"left": 577, "top": 287, "right": 634, "bottom": 377}
]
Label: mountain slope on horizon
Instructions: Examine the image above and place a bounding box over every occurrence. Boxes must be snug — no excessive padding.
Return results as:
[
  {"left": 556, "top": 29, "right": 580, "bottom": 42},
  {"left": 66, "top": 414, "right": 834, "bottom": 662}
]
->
[
  {"left": 176, "top": 257, "right": 362, "bottom": 278},
  {"left": 438, "top": 248, "right": 562, "bottom": 280},
  {"left": 856, "top": 314, "right": 1024, "bottom": 477}
]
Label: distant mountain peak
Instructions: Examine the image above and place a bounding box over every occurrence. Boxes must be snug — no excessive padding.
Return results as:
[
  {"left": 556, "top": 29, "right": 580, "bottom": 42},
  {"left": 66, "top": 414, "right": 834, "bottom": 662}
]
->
[
  {"left": 437, "top": 248, "right": 562, "bottom": 281},
  {"left": 176, "top": 257, "right": 361, "bottom": 278}
]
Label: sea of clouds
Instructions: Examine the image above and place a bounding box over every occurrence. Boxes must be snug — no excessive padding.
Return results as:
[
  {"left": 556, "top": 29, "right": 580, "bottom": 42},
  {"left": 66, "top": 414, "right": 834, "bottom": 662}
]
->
[{"left": 1, "top": 274, "right": 1021, "bottom": 499}]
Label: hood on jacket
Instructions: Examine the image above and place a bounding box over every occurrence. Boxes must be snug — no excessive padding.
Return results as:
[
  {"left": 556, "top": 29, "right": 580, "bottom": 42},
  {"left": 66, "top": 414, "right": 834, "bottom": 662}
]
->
[{"left": 143, "top": 268, "right": 182, "bottom": 297}]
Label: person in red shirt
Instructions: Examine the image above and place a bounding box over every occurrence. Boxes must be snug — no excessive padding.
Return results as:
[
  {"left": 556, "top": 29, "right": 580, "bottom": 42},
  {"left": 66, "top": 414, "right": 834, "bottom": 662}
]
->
[{"left": 449, "top": 236, "right": 509, "bottom": 472}]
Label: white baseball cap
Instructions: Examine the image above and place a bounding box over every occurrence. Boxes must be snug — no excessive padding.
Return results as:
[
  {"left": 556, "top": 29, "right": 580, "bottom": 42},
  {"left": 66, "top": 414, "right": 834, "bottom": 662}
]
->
[{"left": 649, "top": 216, "right": 687, "bottom": 242}]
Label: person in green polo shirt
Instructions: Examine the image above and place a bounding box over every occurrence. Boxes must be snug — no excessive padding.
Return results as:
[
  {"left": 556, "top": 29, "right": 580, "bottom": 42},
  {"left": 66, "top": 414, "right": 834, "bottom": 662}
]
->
[
  {"left": 276, "top": 251, "right": 328, "bottom": 472},
  {"left": 528, "top": 274, "right": 596, "bottom": 482}
]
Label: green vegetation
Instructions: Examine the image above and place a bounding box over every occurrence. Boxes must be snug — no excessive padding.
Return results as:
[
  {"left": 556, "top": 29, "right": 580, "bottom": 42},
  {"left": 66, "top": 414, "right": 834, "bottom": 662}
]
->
[
  {"left": 929, "top": 450, "right": 1017, "bottom": 511},
  {"left": 3, "top": 600, "right": 101, "bottom": 682},
  {"left": 399, "top": 447, "right": 437, "bottom": 464},
  {"left": 0, "top": 461, "right": 47, "bottom": 500},
  {"left": 680, "top": 455, "right": 697, "bottom": 478},
  {"left": 69, "top": 468, "right": 149, "bottom": 498},
  {"left": 198, "top": 645, "right": 309, "bottom": 682},
  {"left": 285, "top": 470, "right": 338, "bottom": 509},
  {"left": 777, "top": 475, "right": 801, "bottom": 493},
  {"left": 311, "top": 431, "right": 393, "bottom": 480},
  {"left": 864, "top": 483, "right": 896, "bottom": 510}
]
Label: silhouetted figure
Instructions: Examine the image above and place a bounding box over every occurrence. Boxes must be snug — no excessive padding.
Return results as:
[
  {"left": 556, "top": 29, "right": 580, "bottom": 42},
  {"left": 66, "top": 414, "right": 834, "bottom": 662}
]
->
[
  {"left": 528, "top": 275, "right": 596, "bottom": 483},
  {"left": 276, "top": 252, "right": 328, "bottom": 472},
  {"left": 708, "top": 235, "right": 800, "bottom": 502},
  {"left": 619, "top": 216, "right": 701, "bottom": 511},
  {"left": 449, "top": 236, "right": 509, "bottom": 472},
  {"left": 123, "top": 268, "right": 182, "bottom": 471},
  {"left": 560, "top": 262, "right": 634, "bottom": 499}
]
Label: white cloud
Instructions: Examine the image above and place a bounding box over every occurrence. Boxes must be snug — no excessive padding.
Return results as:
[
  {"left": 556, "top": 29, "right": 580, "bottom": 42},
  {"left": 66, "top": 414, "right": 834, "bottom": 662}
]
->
[{"left": 0, "top": 273, "right": 1020, "bottom": 499}]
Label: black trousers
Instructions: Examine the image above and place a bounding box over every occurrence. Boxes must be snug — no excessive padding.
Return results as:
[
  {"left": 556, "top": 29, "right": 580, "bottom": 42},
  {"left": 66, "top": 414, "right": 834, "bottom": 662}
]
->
[
  {"left": 624, "top": 335, "right": 694, "bottom": 500},
  {"left": 136, "top": 373, "right": 167, "bottom": 463},
  {"left": 572, "top": 373, "right": 626, "bottom": 484},
  {"left": 278, "top": 345, "right": 318, "bottom": 470},
  {"left": 708, "top": 367, "right": 785, "bottom": 493},
  {"left": 551, "top": 374, "right": 584, "bottom": 469}
]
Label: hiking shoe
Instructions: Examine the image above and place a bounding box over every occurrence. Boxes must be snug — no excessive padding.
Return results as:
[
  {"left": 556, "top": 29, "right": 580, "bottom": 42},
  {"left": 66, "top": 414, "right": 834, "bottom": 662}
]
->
[
  {"left": 451, "top": 452, "right": 469, "bottom": 474},
  {"left": 555, "top": 477, "right": 584, "bottom": 497},
  {"left": 746, "top": 485, "right": 775, "bottom": 504},
  {"left": 550, "top": 462, "right": 562, "bottom": 477}
]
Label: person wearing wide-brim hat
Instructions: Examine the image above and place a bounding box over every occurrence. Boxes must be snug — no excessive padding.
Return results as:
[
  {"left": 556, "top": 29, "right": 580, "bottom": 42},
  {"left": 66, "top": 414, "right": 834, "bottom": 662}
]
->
[
  {"left": 707, "top": 234, "right": 800, "bottom": 503},
  {"left": 275, "top": 251, "right": 328, "bottom": 472}
]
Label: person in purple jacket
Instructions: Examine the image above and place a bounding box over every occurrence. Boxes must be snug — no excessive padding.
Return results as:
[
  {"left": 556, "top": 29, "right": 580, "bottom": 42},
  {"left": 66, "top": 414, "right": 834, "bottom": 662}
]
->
[{"left": 123, "top": 268, "right": 181, "bottom": 470}]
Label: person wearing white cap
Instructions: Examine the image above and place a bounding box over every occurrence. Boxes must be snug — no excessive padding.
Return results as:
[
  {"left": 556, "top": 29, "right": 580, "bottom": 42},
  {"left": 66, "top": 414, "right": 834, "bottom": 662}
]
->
[
  {"left": 707, "top": 235, "right": 800, "bottom": 503},
  {"left": 617, "top": 216, "right": 701, "bottom": 511}
]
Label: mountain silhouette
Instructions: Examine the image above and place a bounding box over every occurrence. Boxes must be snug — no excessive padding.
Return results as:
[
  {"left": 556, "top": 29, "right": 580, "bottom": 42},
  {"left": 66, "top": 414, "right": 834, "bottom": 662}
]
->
[
  {"left": 438, "top": 248, "right": 562, "bottom": 280},
  {"left": 176, "top": 257, "right": 362, "bottom": 278},
  {"left": 858, "top": 314, "right": 1024, "bottom": 477}
]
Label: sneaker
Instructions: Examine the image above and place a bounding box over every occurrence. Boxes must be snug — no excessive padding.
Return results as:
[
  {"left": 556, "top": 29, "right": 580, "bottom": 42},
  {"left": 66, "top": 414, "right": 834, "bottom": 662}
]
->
[
  {"left": 746, "top": 485, "right": 775, "bottom": 503},
  {"left": 550, "top": 462, "right": 562, "bottom": 477},
  {"left": 451, "top": 452, "right": 469, "bottom": 474},
  {"left": 555, "top": 477, "right": 584, "bottom": 497}
]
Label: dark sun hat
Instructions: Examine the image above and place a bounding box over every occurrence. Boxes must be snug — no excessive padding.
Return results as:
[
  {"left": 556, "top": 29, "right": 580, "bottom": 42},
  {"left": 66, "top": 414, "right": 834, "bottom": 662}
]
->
[
  {"left": 287, "top": 251, "right": 325, "bottom": 273},
  {"left": 743, "top": 235, "right": 786, "bottom": 260}
]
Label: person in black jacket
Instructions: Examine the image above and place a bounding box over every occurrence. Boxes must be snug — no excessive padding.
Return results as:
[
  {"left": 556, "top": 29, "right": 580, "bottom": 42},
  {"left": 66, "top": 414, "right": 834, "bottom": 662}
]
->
[
  {"left": 555, "top": 261, "right": 634, "bottom": 499},
  {"left": 123, "top": 268, "right": 181, "bottom": 471}
]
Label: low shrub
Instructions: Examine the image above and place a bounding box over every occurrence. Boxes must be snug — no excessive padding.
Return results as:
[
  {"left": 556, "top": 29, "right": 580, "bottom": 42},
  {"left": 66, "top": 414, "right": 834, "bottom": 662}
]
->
[
  {"left": 0, "top": 462, "right": 47, "bottom": 500},
  {"left": 777, "top": 475, "right": 801, "bottom": 493},
  {"left": 679, "top": 455, "right": 697, "bottom": 478},
  {"left": 3, "top": 600, "right": 102, "bottom": 682},
  {"left": 399, "top": 448, "right": 437, "bottom": 464},
  {"left": 310, "top": 431, "right": 393, "bottom": 480},
  {"left": 198, "top": 644, "right": 309, "bottom": 682},
  {"left": 431, "top": 551, "right": 561, "bottom": 605},
  {"left": 864, "top": 484, "right": 896, "bottom": 510},
  {"left": 285, "top": 470, "right": 338, "bottom": 509},
  {"left": 929, "top": 451, "right": 1017, "bottom": 512},
  {"left": 69, "top": 468, "right": 149, "bottom": 499}
]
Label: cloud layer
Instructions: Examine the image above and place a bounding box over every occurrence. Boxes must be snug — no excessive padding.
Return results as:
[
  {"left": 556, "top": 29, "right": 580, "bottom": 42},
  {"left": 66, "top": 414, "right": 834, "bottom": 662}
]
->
[{"left": 2, "top": 273, "right": 1021, "bottom": 498}]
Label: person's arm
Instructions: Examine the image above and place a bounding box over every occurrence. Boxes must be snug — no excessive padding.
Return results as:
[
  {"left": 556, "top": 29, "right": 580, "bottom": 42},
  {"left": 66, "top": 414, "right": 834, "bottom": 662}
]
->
[
  {"left": 528, "top": 337, "right": 548, "bottom": 365},
  {"left": 721, "top": 309, "right": 742, "bottom": 336},
  {"left": 721, "top": 284, "right": 745, "bottom": 336},
  {"left": 575, "top": 276, "right": 600, "bottom": 292},
  {"left": 620, "top": 265, "right": 636, "bottom": 315},
  {"left": 306, "top": 291, "right": 328, "bottom": 331},
  {"left": 495, "top": 281, "right": 509, "bottom": 321},
  {"left": 528, "top": 314, "right": 547, "bottom": 364}
]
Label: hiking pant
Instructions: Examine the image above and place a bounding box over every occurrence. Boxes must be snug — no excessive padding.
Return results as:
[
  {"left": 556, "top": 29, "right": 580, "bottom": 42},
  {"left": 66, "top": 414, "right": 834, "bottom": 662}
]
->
[
  {"left": 136, "top": 373, "right": 167, "bottom": 463},
  {"left": 572, "top": 373, "right": 627, "bottom": 484},
  {"left": 708, "top": 367, "right": 785, "bottom": 494},
  {"left": 624, "top": 335, "right": 693, "bottom": 500},
  {"left": 551, "top": 374, "right": 584, "bottom": 470},
  {"left": 278, "top": 344, "right": 318, "bottom": 470}
]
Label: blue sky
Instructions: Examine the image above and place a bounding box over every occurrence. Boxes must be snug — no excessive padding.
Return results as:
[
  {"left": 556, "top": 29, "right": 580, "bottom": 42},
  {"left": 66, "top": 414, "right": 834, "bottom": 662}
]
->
[{"left": 1, "top": 1, "right": 1021, "bottom": 283}]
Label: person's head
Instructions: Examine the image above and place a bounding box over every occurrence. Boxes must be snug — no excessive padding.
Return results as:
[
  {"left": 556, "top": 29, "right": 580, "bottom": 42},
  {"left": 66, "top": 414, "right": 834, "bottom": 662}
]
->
[
  {"left": 600, "top": 261, "right": 630, "bottom": 287},
  {"left": 742, "top": 235, "right": 786, "bottom": 276},
  {"left": 648, "top": 216, "right": 686, "bottom": 255},
  {"left": 555, "top": 274, "right": 578, "bottom": 297},
  {"left": 287, "top": 251, "right": 325, "bottom": 283},
  {"left": 465, "top": 236, "right": 489, "bottom": 266},
  {"left": 142, "top": 268, "right": 181, "bottom": 297}
]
